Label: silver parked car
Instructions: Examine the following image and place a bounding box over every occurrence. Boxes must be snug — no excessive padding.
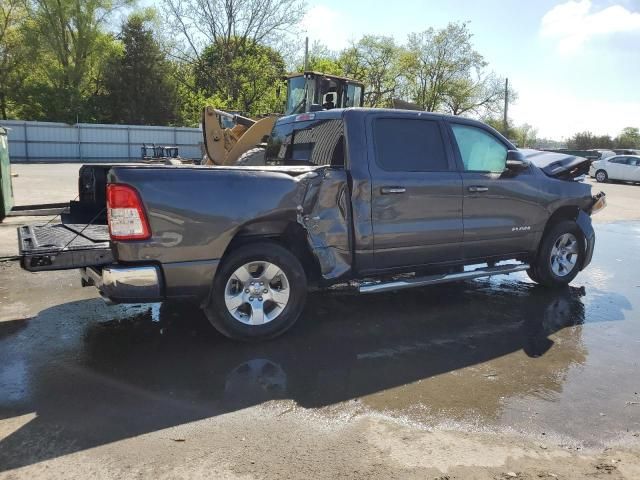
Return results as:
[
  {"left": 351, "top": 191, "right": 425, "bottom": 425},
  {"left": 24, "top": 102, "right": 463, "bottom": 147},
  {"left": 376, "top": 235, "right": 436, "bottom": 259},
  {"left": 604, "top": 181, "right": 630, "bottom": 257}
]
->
[{"left": 590, "top": 155, "right": 640, "bottom": 183}]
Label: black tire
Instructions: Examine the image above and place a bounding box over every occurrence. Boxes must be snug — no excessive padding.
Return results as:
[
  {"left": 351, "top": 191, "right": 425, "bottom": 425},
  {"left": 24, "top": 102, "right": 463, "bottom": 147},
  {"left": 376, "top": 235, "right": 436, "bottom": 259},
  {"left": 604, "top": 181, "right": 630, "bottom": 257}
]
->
[
  {"left": 595, "top": 169, "right": 608, "bottom": 183},
  {"left": 530, "top": 220, "right": 585, "bottom": 288},
  {"left": 236, "top": 147, "right": 266, "bottom": 166},
  {"left": 526, "top": 265, "right": 541, "bottom": 284},
  {"left": 203, "top": 241, "right": 307, "bottom": 341}
]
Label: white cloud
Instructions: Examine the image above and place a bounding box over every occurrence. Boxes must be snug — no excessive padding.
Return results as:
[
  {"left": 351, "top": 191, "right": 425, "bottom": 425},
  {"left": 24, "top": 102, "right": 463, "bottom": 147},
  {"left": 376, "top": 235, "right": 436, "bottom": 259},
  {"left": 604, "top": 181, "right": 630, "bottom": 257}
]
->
[
  {"left": 511, "top": 86, "right": 640, "bottom": 139},
  {"left": 300, "top": 5, "right": 351, "bottom": 51},
  {"left": 540, "top": 1, "right": 640, "bottom": 54}
]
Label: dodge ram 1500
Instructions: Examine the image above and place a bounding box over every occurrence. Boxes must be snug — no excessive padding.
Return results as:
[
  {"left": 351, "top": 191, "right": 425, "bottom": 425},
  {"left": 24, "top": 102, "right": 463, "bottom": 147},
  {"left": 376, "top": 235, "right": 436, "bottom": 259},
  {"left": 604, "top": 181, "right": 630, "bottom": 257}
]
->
[{"left": 18, "top": 108, "right": 605, "bottom": 341}]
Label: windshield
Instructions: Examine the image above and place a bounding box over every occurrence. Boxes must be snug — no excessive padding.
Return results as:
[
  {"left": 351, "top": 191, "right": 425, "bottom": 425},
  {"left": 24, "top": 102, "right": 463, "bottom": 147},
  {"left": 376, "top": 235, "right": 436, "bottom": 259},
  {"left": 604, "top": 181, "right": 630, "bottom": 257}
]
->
[{"left": 285, "top": 76, "right": 307, "bottom": 115}]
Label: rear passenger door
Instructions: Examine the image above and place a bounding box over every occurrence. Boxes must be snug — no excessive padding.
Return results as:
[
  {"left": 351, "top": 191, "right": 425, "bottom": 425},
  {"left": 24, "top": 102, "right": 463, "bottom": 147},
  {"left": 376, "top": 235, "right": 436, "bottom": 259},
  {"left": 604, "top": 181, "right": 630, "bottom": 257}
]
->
[
  {"left": 368, "top": 114, "right": 463, "bottom": 270},
  {"left": 447, "top": 122, "right": 546, "bottom": 260}
]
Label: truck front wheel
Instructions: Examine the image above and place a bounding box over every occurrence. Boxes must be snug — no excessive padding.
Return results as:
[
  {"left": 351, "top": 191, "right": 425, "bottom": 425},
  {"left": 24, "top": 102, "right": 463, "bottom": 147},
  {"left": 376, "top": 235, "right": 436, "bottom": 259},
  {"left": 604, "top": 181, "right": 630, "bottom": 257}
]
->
[
  {"left": 527, "top": 220, "right": 585, "bottom": 288},
  {"left": 204, "top": 242, "right": 307, "bottom": 341}
]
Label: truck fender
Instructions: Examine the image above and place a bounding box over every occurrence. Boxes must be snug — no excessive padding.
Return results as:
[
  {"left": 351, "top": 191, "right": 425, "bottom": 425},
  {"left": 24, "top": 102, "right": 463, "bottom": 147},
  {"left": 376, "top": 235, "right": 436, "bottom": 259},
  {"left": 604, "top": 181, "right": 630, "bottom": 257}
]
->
[{"left": 576, "top": 209, "right": 595, "bottom": 270}]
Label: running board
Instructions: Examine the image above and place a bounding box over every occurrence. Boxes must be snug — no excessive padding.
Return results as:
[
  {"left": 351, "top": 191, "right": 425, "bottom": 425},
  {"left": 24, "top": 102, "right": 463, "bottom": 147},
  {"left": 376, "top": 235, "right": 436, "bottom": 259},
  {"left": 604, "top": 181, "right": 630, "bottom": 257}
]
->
[{"left": 358, "top": 263, "right": 530, "bottom": 294}]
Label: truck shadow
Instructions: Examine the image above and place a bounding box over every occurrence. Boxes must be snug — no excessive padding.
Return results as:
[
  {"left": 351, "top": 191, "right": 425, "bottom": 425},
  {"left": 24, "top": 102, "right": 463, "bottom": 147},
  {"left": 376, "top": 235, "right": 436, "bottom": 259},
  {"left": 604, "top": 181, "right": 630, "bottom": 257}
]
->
[{"left": 0, "top": 278, "right": 632, "bottom": 471}]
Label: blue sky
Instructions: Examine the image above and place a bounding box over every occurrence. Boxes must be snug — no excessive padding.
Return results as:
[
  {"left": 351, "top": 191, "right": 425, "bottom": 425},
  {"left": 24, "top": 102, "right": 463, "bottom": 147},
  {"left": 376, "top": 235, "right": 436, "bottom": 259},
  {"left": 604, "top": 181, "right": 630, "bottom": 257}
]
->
[{"left": 301, "top": 0, "right": 640, "bottom": 139}]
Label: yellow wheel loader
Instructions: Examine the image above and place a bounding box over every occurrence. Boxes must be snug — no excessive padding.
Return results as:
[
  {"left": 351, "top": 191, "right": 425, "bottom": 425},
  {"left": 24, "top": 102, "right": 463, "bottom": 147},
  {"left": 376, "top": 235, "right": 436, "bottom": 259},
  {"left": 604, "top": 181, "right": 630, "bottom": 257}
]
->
[{"left": 201, "top": 71, "right": 364, "bottom": 166}]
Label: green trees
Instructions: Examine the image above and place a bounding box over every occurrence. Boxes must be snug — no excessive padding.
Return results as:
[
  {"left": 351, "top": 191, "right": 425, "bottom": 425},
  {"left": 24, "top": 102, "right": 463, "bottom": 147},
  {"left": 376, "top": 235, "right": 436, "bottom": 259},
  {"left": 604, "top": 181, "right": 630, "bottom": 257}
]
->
[
  {"left": 99, "top": 14, "right": 178, "bottom": 125},
  {"left": 405, "top": 24, "right": 481, "bottom": 112},
  {"left": 195, "top": 40, "right": 285, "bottom": 114},
  {"left": 615, "top": 127, "right": 640, "bottom": 149},
  {"left": 401, "top": 23, "right": 511, "bottom": 117},
  {"left": 339, "top": 36, "right": 403, "bottom": 107},
  {"left": 26, "top": 0, "right": 133, "bottom": 122},
  {"left": 0, "top": 0, "right": 28, "bottom": 119},
  {"left": 566, "top": 129, "right": 638, "bottom": 150},
  {"left": 0, "top": 0, "right": 132, "bottom": 122},
  {"left": 0, "top": 4, "right": 520, "bottom": 127},
  {"left": 162, "top": 0, "right": 303, "bottom": 121},
  {"left": 3, "top": 1, "right": 635, "bottom": 143},
  {"left": 512, "top": 124, "right": 538, "bottom": 148}
]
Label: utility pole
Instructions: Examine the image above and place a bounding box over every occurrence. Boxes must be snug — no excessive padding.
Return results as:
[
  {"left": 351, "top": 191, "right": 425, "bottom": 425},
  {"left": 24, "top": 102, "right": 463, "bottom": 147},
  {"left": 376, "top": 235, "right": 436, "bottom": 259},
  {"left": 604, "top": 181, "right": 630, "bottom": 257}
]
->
[
  {"left": 503, "top": 78, "right": 509, "bottom": 133},
  {"left": 304, "top": 37, "right": 309, "bottom": 71}
]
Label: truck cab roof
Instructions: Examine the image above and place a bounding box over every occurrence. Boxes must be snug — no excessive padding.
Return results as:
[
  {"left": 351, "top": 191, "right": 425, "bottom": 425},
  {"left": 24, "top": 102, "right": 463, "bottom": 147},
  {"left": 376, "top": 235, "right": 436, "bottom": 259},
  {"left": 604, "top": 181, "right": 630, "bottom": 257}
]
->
[
  {"left": 275, "top": 108, "right": 515, "bottom": 150},
  {"left": 276, "top": 107, "right": 496, "bottom": 129}
]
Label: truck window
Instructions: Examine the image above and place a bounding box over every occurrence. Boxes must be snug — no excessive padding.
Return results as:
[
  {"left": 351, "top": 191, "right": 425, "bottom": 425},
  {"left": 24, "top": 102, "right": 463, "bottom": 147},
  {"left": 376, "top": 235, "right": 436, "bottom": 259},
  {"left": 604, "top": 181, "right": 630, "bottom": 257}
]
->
[
  {"left": 266, "top": 119, "right": 344, "bottom": 167},
  {"left": 451, "top": 124, "right": 507, "bottom": 173},
  {"left": 373, "top": 118, "right": 448, "bottom": 172}
]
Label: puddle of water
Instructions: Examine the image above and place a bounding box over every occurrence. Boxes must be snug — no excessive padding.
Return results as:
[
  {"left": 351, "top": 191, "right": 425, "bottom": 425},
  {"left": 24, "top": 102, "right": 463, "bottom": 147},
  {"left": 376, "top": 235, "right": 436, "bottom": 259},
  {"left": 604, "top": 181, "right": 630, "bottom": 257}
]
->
[{"left": 0, "top": 222, "right": 638, "bottom": 455}]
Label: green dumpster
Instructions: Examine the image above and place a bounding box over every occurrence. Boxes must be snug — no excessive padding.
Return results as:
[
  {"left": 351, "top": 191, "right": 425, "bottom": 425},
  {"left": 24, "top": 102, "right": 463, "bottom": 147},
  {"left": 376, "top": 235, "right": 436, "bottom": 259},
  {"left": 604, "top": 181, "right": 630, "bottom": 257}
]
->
[{"left": 0, "top": 127, "right": 13, "bottom": 221}]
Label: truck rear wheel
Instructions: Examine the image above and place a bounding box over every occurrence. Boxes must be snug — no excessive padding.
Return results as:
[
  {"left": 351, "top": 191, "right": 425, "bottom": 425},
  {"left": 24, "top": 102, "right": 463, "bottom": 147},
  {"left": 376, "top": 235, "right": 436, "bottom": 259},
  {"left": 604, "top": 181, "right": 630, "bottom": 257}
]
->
[
  {"left": 204, "top": 242, "right": 307, "bottom": 341},
  {"left": 528, "top": 220, "right": 585, "bottom": 288}
]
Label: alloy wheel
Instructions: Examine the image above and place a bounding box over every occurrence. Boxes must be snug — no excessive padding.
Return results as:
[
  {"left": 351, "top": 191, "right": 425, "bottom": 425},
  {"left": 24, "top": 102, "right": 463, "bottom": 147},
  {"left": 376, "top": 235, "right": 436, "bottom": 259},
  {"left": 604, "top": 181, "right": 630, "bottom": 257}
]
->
[
  {"left": 549, "top": 233, "right": 579, "bottom": 277},
  {"left": 224, "top": 261, "right": 291, "bottom": 325}
]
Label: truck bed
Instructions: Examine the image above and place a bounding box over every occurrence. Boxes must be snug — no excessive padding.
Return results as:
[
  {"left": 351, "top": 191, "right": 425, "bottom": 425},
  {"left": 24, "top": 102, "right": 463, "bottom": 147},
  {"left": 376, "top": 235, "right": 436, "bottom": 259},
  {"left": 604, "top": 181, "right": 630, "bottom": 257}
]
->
[{"left": 18, "top": 224, "right": 113, "bottom": 272}]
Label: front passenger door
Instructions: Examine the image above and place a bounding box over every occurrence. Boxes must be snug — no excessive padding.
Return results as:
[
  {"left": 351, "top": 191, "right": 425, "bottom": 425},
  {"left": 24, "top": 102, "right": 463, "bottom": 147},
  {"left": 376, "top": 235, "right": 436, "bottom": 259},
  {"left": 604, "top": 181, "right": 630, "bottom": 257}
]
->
[
  {"left": 449, "top": 122, "right": 547, "bottom": 261},
  {"left": 606, "top": 157, "right": 627, "bottom": 180}
]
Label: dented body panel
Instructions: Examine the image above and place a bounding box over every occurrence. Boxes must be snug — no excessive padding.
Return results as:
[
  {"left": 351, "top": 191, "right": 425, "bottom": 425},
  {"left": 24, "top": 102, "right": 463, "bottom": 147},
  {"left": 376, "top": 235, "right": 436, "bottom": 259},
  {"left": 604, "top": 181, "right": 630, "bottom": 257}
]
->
[
  {"left": 298, "top": 168, "right": 352, "bottom": 279},
  {"left": 106, "top": 164, "right": 351, "bottom": 299}
]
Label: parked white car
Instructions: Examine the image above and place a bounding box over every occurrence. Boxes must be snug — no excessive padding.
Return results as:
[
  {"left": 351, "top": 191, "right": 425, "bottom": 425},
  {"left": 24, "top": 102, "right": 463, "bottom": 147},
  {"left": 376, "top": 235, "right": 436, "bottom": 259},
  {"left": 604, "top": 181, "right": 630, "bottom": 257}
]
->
[
  {"left": 590, "top": 155, "right": 640, "bottom": 183},
  {"left": 588, "top": 149, "right": 617, "bottom": 161}
]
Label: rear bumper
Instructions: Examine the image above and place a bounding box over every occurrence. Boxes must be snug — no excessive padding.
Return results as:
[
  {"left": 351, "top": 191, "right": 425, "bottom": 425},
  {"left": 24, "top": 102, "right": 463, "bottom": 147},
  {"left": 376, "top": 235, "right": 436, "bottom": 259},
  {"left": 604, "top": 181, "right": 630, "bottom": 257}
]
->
[
  {"left": 81, "top": 265, "right": 163, "bottom": 304},
  {"left": 81, "top": 259, "right": 220, "bottom": 304}
]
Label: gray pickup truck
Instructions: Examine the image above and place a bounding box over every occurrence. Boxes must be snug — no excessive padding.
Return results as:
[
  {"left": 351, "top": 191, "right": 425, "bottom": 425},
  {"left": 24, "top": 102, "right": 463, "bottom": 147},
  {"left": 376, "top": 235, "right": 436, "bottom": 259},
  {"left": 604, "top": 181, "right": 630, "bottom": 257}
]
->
[{"left": 18, "top": 108, "right": 606, "bottom": 341}]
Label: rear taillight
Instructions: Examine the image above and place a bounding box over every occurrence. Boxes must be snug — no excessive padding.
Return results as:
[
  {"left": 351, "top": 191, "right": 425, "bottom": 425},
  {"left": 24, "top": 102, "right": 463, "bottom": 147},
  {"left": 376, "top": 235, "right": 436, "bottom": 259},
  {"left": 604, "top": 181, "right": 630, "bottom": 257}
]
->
[{"left": 106, "top": 184, "right": 151, "bottom": 240}]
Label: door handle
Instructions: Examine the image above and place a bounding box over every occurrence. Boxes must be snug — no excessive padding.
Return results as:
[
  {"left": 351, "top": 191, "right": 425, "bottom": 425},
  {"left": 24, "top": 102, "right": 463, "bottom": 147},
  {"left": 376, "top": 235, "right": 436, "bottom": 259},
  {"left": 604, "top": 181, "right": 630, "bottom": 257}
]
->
[
  {"left": 381, "top": 186, "right": 406, "bottom": 194},
  {"left": 468, "top": 186, "right": 489, "bottom": 193}
]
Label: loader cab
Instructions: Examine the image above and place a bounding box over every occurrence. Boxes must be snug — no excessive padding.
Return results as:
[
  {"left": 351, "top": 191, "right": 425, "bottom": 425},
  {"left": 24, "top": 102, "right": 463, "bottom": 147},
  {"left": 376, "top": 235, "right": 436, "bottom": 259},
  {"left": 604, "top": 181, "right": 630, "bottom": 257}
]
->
[{"left": 284, "top": 71, "right": 364, "bottom": 115}]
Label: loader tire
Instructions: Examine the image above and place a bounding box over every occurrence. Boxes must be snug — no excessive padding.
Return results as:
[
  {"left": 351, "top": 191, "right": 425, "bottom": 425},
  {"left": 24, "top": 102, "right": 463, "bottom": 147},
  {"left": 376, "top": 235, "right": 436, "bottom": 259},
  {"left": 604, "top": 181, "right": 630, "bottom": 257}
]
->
[{"left": 236, "top": 147, "right": 266, "bottom": 166}]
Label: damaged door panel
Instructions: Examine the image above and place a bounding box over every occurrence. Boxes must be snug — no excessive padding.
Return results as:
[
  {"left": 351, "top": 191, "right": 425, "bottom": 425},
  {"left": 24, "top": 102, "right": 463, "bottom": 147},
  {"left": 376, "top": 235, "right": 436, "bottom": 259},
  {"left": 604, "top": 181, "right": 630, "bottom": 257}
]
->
[{"left": 298, "top": 168, "right": 352, "bottom": 280}]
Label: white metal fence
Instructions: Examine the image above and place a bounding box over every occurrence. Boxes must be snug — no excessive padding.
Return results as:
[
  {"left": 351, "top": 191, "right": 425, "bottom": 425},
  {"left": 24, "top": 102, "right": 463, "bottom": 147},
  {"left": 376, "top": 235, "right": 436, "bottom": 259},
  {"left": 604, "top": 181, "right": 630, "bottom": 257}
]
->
[{"left": 0, "top": 120, "right": 204, "bottom": 163}]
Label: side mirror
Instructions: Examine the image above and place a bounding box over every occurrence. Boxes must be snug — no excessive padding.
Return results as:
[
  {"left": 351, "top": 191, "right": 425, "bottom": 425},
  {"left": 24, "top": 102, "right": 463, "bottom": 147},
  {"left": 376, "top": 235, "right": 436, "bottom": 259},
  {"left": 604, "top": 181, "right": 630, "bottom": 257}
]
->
[
  {"left": 276, "top": 84, "right": 281, "bottom": 99},
  {"left": 505, "top": 150, "right": 529, "bottom": 171}
]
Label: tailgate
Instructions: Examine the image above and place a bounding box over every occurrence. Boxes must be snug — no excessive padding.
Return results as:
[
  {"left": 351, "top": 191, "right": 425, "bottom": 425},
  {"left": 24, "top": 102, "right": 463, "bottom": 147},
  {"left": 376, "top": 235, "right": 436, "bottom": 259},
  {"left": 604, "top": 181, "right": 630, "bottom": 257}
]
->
[{"left": 18, "top": 224, "right": 114, "bottom": 272}]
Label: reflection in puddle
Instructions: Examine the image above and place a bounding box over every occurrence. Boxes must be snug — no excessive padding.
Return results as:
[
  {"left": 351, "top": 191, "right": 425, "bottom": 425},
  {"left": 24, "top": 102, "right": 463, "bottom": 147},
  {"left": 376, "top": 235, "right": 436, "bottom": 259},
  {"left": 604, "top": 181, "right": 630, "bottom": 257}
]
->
[
  {"left": 0, "top": 222, "right": 638, "bottom": 468},
  {"left": 224, "top": 359, "right": 287, "bottom": 405}
]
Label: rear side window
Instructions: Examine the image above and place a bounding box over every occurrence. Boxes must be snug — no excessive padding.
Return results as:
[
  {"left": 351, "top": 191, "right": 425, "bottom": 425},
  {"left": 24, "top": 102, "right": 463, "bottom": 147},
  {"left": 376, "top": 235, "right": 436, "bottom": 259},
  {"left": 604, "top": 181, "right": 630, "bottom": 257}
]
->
[
  {"left": 451, "top": 124, "right": 507, "bottom": 173},
  {"left": 373, "top": 118, "right": 448, "bottom": 171},
  {"left": 265, "top": 119, "right": 344, "bottom": 167}
]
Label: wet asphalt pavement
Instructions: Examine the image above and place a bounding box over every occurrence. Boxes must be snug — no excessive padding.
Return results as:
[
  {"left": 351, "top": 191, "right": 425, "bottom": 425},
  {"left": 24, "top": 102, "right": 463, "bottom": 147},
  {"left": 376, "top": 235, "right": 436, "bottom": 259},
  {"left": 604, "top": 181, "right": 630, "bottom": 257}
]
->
[{"left": 0, "top": 221, "right": 639, "bottom": 476}]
